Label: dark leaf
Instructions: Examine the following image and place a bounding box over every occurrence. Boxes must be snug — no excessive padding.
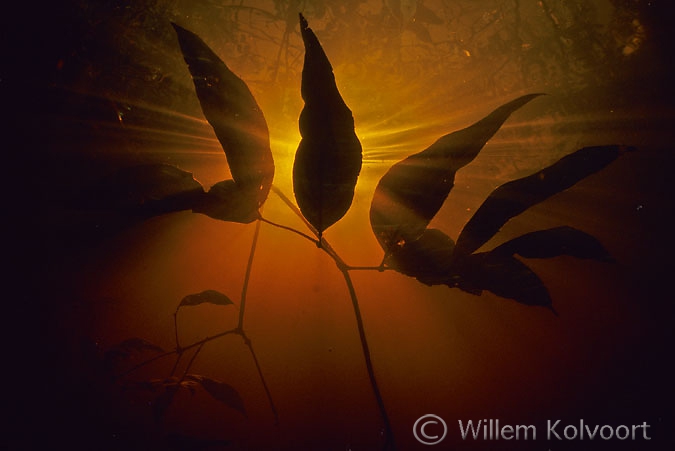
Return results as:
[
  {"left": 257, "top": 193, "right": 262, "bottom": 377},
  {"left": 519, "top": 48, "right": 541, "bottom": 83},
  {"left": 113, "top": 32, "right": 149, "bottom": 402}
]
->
[
  {"left": 192, "top": 180, "right": 260, "bottom": 223},
  {"left": 454, "top": 145, "right": 632, "bottom": 257},
  {"left": 185, "top": 374, "right": 246, "bottom": 416},
  {"left": 382, "top": 229, "right": 553, "bottom": 310},
  {"left": 384, "top": 228, "right": 456, "bottom": 285},
  {"left": 172, "top": 23, "right": 274, "bottom": 209},
  {"left": 492, "top": 226, "right": 613, "bottom": 261},
  {"left": 292, "top": 14, "right": 363, "bottom": 238},
  {"left": 370, "top": 94, "right": 541, "bottom": 253},
  {"left": 450, "top": 252, "right": 555, "bottom": 311},
  {"left": 82, "top": 164, "right": 204, "bottom": 215},
  {"left": 177, "top": 290, "right": 234, "bottom": 311}
]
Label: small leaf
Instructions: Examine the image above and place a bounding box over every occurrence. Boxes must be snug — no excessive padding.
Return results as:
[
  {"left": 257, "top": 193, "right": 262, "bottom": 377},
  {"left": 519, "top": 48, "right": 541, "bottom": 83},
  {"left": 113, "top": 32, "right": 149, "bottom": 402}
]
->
[
  {"left": 172, "top": 23, "right": 274, "bottom": 210},
  {"left": 492, "top": 226, "right": 613, "bottom": 261},
  {"left": 454, "top": 145, "right": 632, "bottom": 257},
  {"left": 370, "top": 94, "right": 542, "bottom": 253},
  {"left": 116, "top": 338, "right": 164, "bottom": 353},
  {"left": 104, "top": 338, "right": 164, "bottom": 370},
  {"left": 185, "top": 374, "right": 246, "bottom": 416},
  {"left": 451, "top": 252, "right": 555, "bottom": 311},
  {"left": 292, "top": 14, "right": 363, "bottom": 239},
  {"left": 82, "top": 164, "right": 205, "bottom": 215},
  {"left": 177, "top": 290, "right": 234, "bottom": 312}
]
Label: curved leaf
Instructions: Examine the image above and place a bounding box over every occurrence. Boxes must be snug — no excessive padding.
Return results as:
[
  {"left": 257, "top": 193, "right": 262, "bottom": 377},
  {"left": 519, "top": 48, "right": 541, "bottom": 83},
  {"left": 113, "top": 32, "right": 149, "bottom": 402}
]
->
[
  {"left": 382, "top": 229, "right": 553, "bottom": 310},
  {"left": 172, "top": 23, "right": 274, "bottom": 209},
  {"left": 292, "top": 14, "right": 363, "bottom": 238},
  {"left": 104, "top": 338, "right": 164, "bottom": 367},
  {"left": 454, "top": 145, "right": 632, "bottom": 257},
  {"left": 492, "top": 226, "right": 613, "bottom": 261},
  {"left": 451, "top": 252, "right": 555, "bottom": 311},
  {"left": 177, "top": 290, "right": 234, "bottom": 312},
  {"left": 83, "top": 164, "right": 204, "bottom": 215},
  {"left": 370, "top": 94, "right": 542, "bottom": 253},
  {"left": 185, "top": 374, "right": 246, "bottom": 416}
]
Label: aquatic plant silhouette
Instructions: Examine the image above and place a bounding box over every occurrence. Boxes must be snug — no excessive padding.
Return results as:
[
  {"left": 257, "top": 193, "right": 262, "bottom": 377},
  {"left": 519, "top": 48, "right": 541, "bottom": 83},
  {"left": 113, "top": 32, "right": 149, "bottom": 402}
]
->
[{"left": 99, "top": 13, "right": 632, "bottom": 450}]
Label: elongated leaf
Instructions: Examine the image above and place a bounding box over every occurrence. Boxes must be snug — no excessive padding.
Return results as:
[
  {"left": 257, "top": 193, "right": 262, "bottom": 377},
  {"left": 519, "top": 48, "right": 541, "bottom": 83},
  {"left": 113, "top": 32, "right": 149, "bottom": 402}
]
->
[
  {"left": 454, "top": 145, "right": 632, "bottom": 257},
  {"left": 492, "top": 226, "right": 613, "bottom": 261},
  {"left": 185, "top": 374, "right": 246, "bottom": 416},
  {"left": 172, "top": 23, "right": 274, "bottom": 209},
  {"left": 82, "top": 164, "right": 204, "bottom": 215},
  {"left": 382, "top": 229, "right": 553, "bottom": 310},
  {"left": 292, "top": 14, "right": 363, "bottom": 239},
  {"left": 177, "top": 290, "right": 234, "bottom": 312},
  {"left": 451, "top": 252, "right": 555, "bottom": 311},
  {"left": 104, "top": 337, "right": 164, "bottom": 369},
  {"left": 370, "top": 94, "right": 542, "bottom": 253}
]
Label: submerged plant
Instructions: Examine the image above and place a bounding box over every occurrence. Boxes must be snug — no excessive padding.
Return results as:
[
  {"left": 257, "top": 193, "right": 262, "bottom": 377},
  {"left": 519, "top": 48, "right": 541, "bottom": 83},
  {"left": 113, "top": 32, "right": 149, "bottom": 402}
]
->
[{"left": 96, "top": 13, "right": 632, "bottom": 450}]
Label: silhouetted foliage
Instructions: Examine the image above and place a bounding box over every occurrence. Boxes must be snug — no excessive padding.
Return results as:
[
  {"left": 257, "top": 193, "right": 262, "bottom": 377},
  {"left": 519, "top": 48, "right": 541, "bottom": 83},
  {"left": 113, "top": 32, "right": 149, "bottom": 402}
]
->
[
  {"left": 453, "top": 145, "right": 632, "bottom": 257},
  {"left": 292, "top": 13, "right": 363, "bottom": 239},
  {"left": 370, "top": 94, "right": 542, "bottom": 253},
  {"left": 172, "top": 22, "right": 275, "bottom": 220},
  {"left": 102, "top": 12, "right": 633, "bottom": 451},
  {"left": 81, "top": 164, "right": 204, "bottom": 216},
  {"left": 177, "top": 290, "right": 234, "bottom": 311}
]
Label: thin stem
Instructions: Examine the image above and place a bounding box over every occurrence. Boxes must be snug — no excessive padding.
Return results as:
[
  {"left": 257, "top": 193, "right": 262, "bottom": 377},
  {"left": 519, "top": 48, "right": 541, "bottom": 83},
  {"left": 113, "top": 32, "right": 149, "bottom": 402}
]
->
[
  {"left": 339, "top": 268, "right": 395, "bottom": 449},
  {"left": 173, "top": 312, "right": 181, "bottom": 351},
  {"left": 240, "top": 331, "right": 280, "bottom": 425},
  {"left": 238, "top": 218, "right": 263, "bottom": 330},
  {"left": 181, "top": 342, "right": 205, "bottom": 381},
  {"left": 169, "top": 352, "right": 182, "bottom": 377},
  {"left": 118, "top": 328, "right": 239, "bottom": 379},
  {"left": 271, "top": 184, "right": 396, "bottom": 449},
  {"left": 260, "top": 216, "right": 318, "bottom": 245}
]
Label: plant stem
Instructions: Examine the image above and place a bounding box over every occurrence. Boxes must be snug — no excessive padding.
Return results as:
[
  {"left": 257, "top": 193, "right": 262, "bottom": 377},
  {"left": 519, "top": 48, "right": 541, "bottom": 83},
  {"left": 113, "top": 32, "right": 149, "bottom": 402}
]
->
[
  {"left": 238, "top": 218, "right": 262, "bottom": 330},
  {"left": 271, "top": 184, "right": 396, "bottom": 449},
  {"left": 260, "top": 216, "right": 319, "bottom": 245},
  {"left": 181, "top": 342, "right": 205, "bottom": 381},
  {"left": 239, "top": 330, "right": 279, "bottom": 425},
  {"left": 339, "top": 268, "right": 396, "bottom": 449}
]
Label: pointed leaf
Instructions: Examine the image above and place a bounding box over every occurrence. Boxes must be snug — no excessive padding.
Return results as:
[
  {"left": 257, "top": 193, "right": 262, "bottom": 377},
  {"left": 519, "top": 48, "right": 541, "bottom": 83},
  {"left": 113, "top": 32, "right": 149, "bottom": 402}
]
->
[
  {"left": 292, "top": 14, "right": 363, "bottom": 238},
  {"left": 172, "top": 23, "right": 274, "bottom": 209},
  {"left": 370, "top": 94, "right": 542, "bottom": 253},
  {"left": 82, "top": 164, "right": 205, "bottom": 215},
  {"left": 492, "top": 226, "right": 613, "bottom": 261},
  {"left": 117, "top": 338, "right": 164, "bottom": 353},
  {"left": 454, "top": 145, "right": 632, "bottom": 257},
  {"left": 451, "top": 252, "right": 554, "bottom": 310},
  {"left": 177, "top": 290, "right": 234, "bottom": 312},
  {"left": 382, "top": 229, "right": 553, "bottom": 310},
  {"left": 185, "top": 374, "right": 246, "bottom": 416}
]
